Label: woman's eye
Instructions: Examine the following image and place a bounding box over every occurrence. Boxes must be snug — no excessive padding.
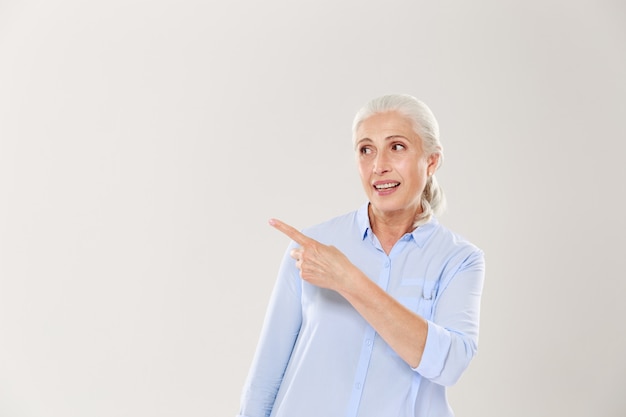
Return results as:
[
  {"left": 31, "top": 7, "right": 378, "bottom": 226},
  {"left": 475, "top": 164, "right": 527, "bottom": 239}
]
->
[
  {"left": 360, "top": 146, "right": 372, "bottom": 155},
  {"left": 392, "top": 143, "right": 406, "bottom": 151}
]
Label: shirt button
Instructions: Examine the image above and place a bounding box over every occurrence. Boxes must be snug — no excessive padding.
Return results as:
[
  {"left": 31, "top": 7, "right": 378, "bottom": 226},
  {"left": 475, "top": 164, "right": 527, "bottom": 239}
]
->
[
  {"left": 355, "top": 382, "right": 362, "bottom": 390},
  {"left": 384, "top": 261, "right": 390, "bottom": 268},
  {"left": 366, "top": 339, "right": 372, "bottom": 346}
]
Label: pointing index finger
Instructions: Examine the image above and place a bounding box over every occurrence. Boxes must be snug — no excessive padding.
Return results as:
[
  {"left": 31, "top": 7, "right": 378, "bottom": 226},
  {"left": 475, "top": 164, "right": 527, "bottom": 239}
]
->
[{"left": 269, "top": 218, "right": 312, "bottom": 246}]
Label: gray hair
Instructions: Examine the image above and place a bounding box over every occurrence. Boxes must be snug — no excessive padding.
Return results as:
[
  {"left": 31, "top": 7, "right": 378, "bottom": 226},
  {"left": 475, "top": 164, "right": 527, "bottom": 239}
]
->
[{"left": 352, "top": 94, "right": 446, "bottom": 227}]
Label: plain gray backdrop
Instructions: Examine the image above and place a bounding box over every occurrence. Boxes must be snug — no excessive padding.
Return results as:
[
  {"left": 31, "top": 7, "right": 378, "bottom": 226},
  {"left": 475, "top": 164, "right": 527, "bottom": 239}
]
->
[{"left": 1, "top": 1, "right": 624, "bottom": 416}]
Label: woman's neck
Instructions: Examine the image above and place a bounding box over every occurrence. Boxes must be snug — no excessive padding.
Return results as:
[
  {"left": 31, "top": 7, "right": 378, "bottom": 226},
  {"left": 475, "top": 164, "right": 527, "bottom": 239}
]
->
[{"left": 368, "top": 204, "right": 420, "bottom": 253}]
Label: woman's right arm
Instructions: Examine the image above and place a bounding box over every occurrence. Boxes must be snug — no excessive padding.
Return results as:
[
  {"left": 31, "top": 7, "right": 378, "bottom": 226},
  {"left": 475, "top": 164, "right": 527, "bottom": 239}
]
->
[{"left": 236, "top": 244, "right": 302, "bottom": 417}]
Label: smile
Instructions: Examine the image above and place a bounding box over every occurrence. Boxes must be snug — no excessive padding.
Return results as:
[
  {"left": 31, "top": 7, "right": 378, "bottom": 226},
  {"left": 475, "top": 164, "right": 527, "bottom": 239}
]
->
[{"left": 374, "top": 182, "right": 400, "bottom": 190}]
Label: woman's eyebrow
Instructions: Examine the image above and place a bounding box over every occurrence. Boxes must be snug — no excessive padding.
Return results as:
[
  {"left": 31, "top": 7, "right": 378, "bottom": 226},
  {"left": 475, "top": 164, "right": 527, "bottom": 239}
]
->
[
  {"left": 356, "top": 135, "right": 407, "bottom": 145},
  {"left": 385, "top": 135, "right": 409, "bottom": 141},
  {"left": 355, "top": 137, "right": 373, "bottom": 146}
]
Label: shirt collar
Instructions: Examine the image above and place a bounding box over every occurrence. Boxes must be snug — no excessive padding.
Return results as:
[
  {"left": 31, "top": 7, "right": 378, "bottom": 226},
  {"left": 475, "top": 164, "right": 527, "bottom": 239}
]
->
[
  {"left": 357, "top": 202, "right": 372, "bottom": 240},
  {"left": 356, "top": 202, "right": 438, "bottom": 248}
]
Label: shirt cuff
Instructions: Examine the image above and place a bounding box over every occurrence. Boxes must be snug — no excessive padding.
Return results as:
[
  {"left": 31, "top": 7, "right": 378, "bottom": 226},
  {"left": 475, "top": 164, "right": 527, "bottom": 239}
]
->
[{"left": 413, "top": 320, "right": 452, "bottom": 379}]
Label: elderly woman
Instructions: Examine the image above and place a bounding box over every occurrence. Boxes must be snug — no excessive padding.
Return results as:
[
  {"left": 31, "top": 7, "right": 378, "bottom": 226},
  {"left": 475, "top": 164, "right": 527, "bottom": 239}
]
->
[{"left": 237, "top": 94, "right": 485, "bottom": 417}]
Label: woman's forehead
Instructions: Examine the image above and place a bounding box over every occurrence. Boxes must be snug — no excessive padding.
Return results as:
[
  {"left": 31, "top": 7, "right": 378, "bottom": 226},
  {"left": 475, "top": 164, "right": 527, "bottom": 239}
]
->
[{"left": 356, "top": 111, "right": 420, "bottom": 141}]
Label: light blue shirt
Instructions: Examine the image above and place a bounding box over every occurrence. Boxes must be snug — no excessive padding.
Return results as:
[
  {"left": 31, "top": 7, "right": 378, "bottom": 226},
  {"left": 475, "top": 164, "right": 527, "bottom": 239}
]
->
[{"left": 237, "top": 203, "right": 485, "bottom": 417}]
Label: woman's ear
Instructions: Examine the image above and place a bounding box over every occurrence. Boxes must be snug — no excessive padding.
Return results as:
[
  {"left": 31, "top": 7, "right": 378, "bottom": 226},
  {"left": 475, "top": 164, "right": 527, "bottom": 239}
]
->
[{"left": 427, "top": 153, "right": 440, "bottom": 175}]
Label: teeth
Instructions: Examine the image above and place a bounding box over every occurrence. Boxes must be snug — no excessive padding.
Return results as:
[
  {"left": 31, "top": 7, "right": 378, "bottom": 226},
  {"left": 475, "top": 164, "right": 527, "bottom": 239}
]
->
[{"left": 375, "top": 182, "right": 399, "bottom": 190}]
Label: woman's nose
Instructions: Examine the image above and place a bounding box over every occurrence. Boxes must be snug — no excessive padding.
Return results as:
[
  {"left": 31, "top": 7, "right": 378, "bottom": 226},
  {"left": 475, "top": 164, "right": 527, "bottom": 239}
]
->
[{"left": 373, "top": 151, "right": 391, "bottom": 175}]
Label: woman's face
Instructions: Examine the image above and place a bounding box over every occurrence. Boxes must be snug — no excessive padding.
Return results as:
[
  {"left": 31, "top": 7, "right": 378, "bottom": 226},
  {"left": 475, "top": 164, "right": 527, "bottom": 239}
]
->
[{"left": 355, "top": 111, "right": 439, "bottom": 219}]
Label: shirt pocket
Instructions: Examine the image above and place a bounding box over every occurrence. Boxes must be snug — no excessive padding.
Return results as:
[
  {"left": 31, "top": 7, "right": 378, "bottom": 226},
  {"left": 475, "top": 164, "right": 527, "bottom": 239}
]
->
[
  {"left": 417, "top": 279, "right": 437, "bottom": 319},
  {"left": 395, "top": 279, "right": 437, "bottom": 319}
]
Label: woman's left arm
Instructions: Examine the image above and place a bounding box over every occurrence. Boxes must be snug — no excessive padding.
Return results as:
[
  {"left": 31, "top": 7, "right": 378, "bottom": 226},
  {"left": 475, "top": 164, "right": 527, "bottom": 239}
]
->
[
  {"left": 269, "top": 218, "right": 485, "bottom": 385},
  {"left": 413, "top": 249, "right": 485, "bottom": 385}
]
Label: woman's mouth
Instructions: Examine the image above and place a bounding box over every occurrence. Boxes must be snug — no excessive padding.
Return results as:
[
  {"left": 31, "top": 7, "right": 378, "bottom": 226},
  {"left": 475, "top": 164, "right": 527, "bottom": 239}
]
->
[{"left": 374, "top": 182, "right": 400, "bottom": 191}]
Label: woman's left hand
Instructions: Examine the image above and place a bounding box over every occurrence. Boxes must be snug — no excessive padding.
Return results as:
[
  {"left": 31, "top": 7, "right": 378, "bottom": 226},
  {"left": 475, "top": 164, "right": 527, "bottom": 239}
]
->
[{"left": 269, "top": 218, "right": 357, "bottom": 292}]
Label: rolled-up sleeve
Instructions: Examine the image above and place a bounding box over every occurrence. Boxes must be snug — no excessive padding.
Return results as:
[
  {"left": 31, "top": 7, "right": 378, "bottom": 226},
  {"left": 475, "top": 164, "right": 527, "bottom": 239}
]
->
[
  {"left": 237, "top": 243, "right": 302, "bottom": 417},
  {"left": 414, "top": 248, "right": 485, "bottom": 386}
]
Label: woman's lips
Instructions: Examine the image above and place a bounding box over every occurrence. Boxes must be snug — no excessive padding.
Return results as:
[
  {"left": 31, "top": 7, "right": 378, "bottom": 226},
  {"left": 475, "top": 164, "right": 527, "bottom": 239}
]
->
[{"left": 373, "top": 181, "right": 400, "bottom": 194}]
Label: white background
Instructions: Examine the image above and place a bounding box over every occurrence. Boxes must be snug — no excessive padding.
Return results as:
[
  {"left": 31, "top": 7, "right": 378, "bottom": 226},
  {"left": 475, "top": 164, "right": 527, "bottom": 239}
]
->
[{"left": 1, "top": 1, "right": 624, "bottom": 416}]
